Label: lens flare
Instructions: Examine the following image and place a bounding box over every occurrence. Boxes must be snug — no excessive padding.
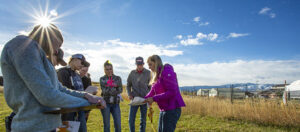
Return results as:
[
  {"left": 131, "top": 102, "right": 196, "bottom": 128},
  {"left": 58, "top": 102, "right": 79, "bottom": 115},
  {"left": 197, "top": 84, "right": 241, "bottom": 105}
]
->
[{"left": 37, "top": 16, "right": 51, "bottom": 27}]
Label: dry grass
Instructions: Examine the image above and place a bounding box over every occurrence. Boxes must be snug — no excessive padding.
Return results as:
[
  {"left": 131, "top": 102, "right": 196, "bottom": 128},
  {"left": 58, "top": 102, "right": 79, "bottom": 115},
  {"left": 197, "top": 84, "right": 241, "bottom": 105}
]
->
[
  {"left": 0, "top": 86, "right": 3, "bottom": 93},
  {"left": 182, "top": 95, "right": 300, "bottom": 128}
]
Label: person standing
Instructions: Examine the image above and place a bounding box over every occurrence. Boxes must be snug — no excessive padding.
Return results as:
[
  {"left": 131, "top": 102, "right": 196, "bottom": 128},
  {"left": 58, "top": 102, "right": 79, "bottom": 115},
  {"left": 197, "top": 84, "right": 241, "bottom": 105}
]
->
[
  {"left": 100, "top": 60, "right": 123, "bottom": 132},
  {"left": 127, "top": 57, "right": 151, "bottom": 132},
  {"left": 144, "top": 55, "right": 186, "bottom": 132},
  {"left": 57, "top": 54, "right": 91, "bottom": 132}
]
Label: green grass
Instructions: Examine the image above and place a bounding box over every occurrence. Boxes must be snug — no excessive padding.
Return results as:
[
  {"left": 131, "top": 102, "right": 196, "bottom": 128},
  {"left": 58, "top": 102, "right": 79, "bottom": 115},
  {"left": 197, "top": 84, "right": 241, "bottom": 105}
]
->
[{"left": 1, "top": 89, "right": 300, "bottom": 131}]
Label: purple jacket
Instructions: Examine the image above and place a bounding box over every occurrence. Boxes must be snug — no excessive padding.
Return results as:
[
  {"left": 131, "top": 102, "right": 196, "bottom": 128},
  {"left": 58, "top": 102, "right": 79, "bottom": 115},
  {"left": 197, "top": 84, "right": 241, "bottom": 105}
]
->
[{"left": 145, "top": 64, "right": 186, "bottom": 111}]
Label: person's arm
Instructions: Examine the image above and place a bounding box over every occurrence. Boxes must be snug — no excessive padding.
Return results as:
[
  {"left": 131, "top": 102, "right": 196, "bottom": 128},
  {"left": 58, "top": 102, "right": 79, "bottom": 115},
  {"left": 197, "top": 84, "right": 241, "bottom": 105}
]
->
[
  {"left": 152, "top": 68, "right": 178, "bottom": 102},
  {"left": 11, "top": 43, "right": 89, "bottom": 108},
  {"left": 58, "top": 82, "right": 86, "bottom": 98},
  {"left": 126, "top": 72, "right": 133, "bottom": 96},
  {"left": 116, "top": 76, "right": 123, "bottom": 94},
  {"left": 57, "top": 69, "right": 72, "bottom": 89},
  {"left": 147, "top": 71, "right": 151, "bottom": 91},
  {"left": 87, "top": 77, "right": 92, "bottom": 87},
  {"left": 144, "top": 86, "right": 155, "bottom": 98},
  {"left": 100, "top": 77, "right": 109, "bottom": 96}
]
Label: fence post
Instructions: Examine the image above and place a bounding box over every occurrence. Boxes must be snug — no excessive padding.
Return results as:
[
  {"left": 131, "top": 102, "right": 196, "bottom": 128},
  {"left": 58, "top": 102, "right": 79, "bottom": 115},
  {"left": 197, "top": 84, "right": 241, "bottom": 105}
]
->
[{"left": 231, "top": 85, "right": 233, "bottom": 104}]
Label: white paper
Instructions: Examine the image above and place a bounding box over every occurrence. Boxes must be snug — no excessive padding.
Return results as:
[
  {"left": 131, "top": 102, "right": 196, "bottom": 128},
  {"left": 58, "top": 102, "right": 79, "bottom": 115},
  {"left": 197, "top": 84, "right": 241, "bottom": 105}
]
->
[
  {"left": 67, "top": 121, "right": 80, "bottom": 132},
  {"left": 85, "top": 86, "right": 98, "bottom": 95},
  {"left": 129, "top": 97, "right": 146, "bottom": 106}
]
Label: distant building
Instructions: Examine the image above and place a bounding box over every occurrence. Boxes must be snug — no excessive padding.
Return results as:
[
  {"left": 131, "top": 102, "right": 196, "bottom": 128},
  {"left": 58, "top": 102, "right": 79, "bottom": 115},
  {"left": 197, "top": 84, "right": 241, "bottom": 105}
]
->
[
  {"left": 285, "top": 80, "right": 300, "bottom": 99},
  {"left": 209, "top": 88, "right": 245, "bottom": 99},
  {"left": 271, "top": 84, "right": 287, "bottom": 90},
  {"left": 196, "top": 89, "right": 209, "bottom": 96},
  {"left": 258, "top": 89, "right": 282, "bottom": 99}
]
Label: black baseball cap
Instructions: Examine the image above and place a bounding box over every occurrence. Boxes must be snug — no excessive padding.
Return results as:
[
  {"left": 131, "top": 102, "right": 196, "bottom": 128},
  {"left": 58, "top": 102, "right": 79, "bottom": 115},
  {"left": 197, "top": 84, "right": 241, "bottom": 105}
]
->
[{"left": 135, "top": 56, "right": 144, "bottom": 65}]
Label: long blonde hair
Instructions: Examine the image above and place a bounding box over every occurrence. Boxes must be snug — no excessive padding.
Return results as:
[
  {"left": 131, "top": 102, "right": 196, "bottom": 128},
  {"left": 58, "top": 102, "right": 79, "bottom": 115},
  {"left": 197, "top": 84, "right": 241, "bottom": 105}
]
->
[
  {"left": 28, "top": 24, "right": 63, "bottom": 64},
  {"left": 147, "top": 55, "right": 163, "bottom": 84}
]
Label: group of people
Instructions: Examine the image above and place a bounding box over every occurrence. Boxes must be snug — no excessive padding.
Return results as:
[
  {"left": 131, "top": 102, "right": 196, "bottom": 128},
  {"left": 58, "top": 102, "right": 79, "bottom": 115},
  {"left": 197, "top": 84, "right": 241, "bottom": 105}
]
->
[{"left": 1, "top": 23, "right": 185, "bottom": 132}]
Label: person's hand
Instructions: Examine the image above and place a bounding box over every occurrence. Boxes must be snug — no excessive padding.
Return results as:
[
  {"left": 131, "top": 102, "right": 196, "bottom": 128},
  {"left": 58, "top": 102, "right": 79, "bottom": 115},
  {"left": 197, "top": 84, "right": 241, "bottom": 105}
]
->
[
  {"left": 143, "top": 97, "right": 154, "bottom": 105},
  {"left": 129, "top": 95, "right": 134, "bottom": 100},
  {"left": 96, "top": 98, "right": 106, "bottom": 109},
  {"left": 84, "top": 93, "right": 106, "bottom": 109}
]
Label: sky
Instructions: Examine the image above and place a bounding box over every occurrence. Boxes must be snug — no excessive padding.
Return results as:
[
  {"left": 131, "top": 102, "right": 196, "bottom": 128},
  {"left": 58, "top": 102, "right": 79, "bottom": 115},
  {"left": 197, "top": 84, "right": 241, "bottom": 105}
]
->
[{"left": 0, "top": 0, "right": 300, "bottom": 86}]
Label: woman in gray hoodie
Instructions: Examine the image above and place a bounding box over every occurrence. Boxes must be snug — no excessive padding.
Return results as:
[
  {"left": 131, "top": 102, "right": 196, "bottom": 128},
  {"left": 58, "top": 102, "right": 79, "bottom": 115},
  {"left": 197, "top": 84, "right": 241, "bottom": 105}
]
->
[{"left": 1, "top": 24, "right": 104, "bottom": 132}]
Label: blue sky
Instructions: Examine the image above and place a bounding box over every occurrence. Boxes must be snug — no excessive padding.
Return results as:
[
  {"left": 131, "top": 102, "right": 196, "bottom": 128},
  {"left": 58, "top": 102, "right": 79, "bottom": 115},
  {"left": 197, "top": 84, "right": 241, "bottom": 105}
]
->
[{"left": 0, "top": 0, "right": 300, "bottom": 86}]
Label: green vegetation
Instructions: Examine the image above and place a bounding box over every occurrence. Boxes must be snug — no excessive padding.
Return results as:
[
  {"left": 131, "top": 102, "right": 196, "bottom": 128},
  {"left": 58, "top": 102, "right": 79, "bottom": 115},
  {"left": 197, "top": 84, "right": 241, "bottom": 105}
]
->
[{"left": 0, "top": 88, "right": 300, "bottom": 131}]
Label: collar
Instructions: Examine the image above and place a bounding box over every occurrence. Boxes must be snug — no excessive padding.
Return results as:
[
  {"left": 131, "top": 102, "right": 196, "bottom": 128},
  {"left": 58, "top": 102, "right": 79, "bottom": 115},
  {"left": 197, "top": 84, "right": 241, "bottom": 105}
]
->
[{"left": 136, "top": 68, "right": 144, "bottom": 73}]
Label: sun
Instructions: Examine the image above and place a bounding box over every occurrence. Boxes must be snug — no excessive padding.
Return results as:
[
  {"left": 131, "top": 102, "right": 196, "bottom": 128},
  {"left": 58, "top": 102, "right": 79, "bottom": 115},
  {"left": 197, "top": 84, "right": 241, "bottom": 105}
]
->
[
  {"left": 25, "top": 1, "right": 60, "bottom": 28},
  {"left": 37, "top": 16, "right": 51, "bottom": 27}
]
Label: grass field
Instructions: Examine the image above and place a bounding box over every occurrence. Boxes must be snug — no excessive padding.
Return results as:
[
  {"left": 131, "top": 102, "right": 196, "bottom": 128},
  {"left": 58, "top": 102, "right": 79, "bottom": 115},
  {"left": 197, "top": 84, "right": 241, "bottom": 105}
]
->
[{"left": 1, "top": 86, "right": 300, "bottom": 131}]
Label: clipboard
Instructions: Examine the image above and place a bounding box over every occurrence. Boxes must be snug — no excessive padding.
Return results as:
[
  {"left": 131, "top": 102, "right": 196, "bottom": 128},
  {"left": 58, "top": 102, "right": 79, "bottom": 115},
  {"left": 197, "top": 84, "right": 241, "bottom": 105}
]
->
[{"left": 44, "top": 104, "right": 100, "bottom": 114}]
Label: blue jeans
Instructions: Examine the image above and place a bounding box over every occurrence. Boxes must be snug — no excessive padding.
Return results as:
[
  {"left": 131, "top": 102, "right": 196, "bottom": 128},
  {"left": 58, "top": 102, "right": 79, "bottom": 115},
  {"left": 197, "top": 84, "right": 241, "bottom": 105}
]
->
[
  {"left": 158, "top": 108, "right": 181, "bottom": 132},
  {"left": 129, "top": 104, "right": 147, "bottom": 132},
  {"left": 61, "top": 111, "right": 87, "bottom": 132},
  {"left": 101, "top": 103, "right": 121, "bottom": 132}
]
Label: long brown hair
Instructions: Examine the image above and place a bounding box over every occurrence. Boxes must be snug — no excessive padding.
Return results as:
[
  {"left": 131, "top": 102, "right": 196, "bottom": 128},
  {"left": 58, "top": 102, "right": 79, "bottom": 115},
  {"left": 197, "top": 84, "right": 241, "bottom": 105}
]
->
[
  {"left": 28, "top": 24, "right": 63, "bottom": 64},
  {"left": 147, "top": 55, "right": 163, "bottom": 84}
]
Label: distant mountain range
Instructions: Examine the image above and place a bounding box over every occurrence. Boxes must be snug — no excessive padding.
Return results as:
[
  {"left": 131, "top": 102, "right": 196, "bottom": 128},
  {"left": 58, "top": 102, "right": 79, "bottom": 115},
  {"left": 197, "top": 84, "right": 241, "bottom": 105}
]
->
[{"left": 180, "top": 83, "right": 274, "bottom": 92}]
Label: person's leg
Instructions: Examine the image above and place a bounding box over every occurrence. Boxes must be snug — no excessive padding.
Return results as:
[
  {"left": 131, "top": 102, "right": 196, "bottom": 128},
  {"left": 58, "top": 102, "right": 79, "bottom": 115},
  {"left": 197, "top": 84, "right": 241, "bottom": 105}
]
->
[
  {"left": 111, "top": 104, "right": 121, "bottom": 132},
  {"left": 78, "top": 111, "right": 87, "bottom": 132},
  {"left": 129, "top": 105, "right": 139, "bottom": 132},
  {"left": 85, "top": 110, "right": 90, "bottom": 122},
  {"left": 139, "top": 104, "right": 147, "bottom": 132},
  {"left": 101, "top": 104, "right": 111, "bottom": 132},
  {"left": 158, "top": 111, "right": 164, "bottom": 132},
  {"left": 162, "top": 108, "right": 181, "bottom": 132}
]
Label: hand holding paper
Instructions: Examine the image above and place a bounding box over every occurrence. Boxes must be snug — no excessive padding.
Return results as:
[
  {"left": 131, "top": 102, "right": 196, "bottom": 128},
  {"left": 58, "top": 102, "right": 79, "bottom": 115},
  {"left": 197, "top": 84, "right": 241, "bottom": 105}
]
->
[
  {"left": 85, "top": 86, "right": 98, "bottom": 95},
  {"left": 84, "top": 93, "right": 106, "bottom": 109}
]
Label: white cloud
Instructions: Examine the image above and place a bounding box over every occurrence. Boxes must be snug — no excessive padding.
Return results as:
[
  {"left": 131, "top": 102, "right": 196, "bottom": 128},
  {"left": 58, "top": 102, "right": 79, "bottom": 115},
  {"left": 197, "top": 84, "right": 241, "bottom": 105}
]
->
[
  {"left": 192, "top": 16, "right": 210, "bottom": 27},
  {"left": 259, "top": 7, "right": 276, "bottom": 18},
  {"left": 193, "top": 16, "right": 200, "bottom": 22},
  {"left": 227, "top": 33, "right": 249, "bottom": 38},
  {"left": 50, "top": 9, "right": 58, "bottom": 17},
  {"left": 173, "top": 60, "right": 300, "bottom": 86},
  {"left": 180, "top": 32, "right": 219, "bottom": 46},
  {"left": 180, "top": 38, "right": 202, "bottom": 46},
  {"left": 199, "top": 22, "right": 210, "bottom": 26},
  {"left": 207, "top": 33, "right": 218, "bottom": 41},
  {"left": 175, "top": 35, "right": 183, "bottom": 39},
  {"left": 18, "top": 30, "right": 29, "bottom": 36},
  {"left": 259, "top": 7, "right": 271, "bottom": 14},
  {"left": 270, "top": 13, "right": 276, "bottom": 18},
  {"left": 165, "top": 44, "right": 179, "bottom": 48},
  {"left": 61, "top": 39, "right": 183, "bottom": 83}
]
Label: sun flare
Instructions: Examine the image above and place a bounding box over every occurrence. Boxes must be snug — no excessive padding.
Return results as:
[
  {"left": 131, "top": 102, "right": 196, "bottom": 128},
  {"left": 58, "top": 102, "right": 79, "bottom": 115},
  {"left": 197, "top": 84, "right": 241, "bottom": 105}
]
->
[{"left": 37, "top": 16, "right": 51, "bottom": 27}]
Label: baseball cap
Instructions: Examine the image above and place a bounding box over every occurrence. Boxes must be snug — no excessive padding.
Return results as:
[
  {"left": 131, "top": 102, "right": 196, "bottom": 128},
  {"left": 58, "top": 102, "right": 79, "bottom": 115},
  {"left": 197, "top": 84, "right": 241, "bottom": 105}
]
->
[
  {"left": 135, "top": 56, "right": 144, "bottom": 65},
  {"left": 56, "top": 48, "right": 67, "bottom": 66},
  {"left": 71, "top": 54, "right": 90, "bottom": 67}
]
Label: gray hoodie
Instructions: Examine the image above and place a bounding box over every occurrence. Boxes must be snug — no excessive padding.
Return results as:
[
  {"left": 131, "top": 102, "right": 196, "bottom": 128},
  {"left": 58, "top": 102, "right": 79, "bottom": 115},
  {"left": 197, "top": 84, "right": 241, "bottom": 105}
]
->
[{"left": 1, "top": 35, "right": 90, "bottom": 132}]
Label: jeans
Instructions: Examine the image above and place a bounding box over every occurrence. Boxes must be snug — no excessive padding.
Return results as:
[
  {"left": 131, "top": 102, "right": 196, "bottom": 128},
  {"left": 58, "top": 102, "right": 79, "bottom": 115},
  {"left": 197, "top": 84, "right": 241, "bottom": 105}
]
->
[
  {"left": 61, "top": 111, "right": 87, "bottom": 132},
  {"left": 158, "top": 108, "right": 181, "bottom": 132},
  {"left": 101, "top": 103, "right": 121, "bottom": 132},
  {"left": 129, "top": 104, "right": 147, "bottom": 132}
]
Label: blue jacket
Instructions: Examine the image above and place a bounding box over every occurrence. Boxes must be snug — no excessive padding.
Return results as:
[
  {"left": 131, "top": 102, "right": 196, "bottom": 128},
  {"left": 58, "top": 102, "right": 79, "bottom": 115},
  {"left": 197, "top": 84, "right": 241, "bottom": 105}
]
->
[{"left": 1, "top": 35, "right": 90, "bottom": 132}]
